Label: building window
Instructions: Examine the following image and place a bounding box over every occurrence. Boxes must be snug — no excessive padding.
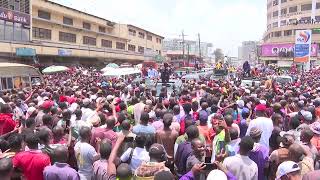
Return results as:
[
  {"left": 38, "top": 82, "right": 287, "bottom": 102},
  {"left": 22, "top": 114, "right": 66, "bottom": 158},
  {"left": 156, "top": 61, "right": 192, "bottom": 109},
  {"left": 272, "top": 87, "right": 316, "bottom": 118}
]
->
[
  {"left": 63, "top": 17, "right": 73, "bottom": 26},
  {"left": 316, "top": 16, "right": 320, "bottom": 21},
  {"left": 138, "top": 32, "right": 145, "bottom": 39},
  {"left": 156, "top": 38, "right": 162, "bottom": 44},
  {"left": 99, "top": 26, "right": 106, "bottom": 33},
  {"left": 281, "top": 8, "right": 287, "bottom": 15},
  {"left": 281, "top": 0, "right": 287, "bottom": 3},
  {"left": 59, "top": 32, "right": 76, "bottom": 43},
  {"left": 272, "top": 11, "right": 278, "bottom": 17},
  {"left": 147, "top": 35, "right": 152, "bottom": 41},
  {"left": 116, "top": 42, "right": 125, "bottom": 50},
  {"left": 317, "top": 3, "right": 320, "bottom": 9},
  {"left": 128, "top": 44, "right": 136, "bottom": 51},
  {"left": 129, "top": 29, "right": 136, "bottom": 36},
  {"left": 83, "top": 36, "right": 96, "bottom": 46},
  {"left": 301, "top": 4, "right": 312, "bottom": 11},
  {"left": 38, "top": 10, "right": 51, "bottom": 20},
  {"left": 101, "top": 39, "right": 112, "bottom": 48},
  {"left": 32, "top": 27, "right": 51, "bottom": 40},
  {"left": 138, "top": 46, "right": 144, "bottom": 53},
  {"left": 273, "top": 0, "right": 278, "bottom": 6},
  {"left": 0, "top": 21, "right": 29, "bottom": 41},
  {"left": 289, "top": 6, "right": 297, "bottom": 13},
  {"left": 299, "top": 17, "right": 311, "bottom": 24},
  {"left": 284, "top": 30, "right": 292, "bottom": 36},
  {"left": 280, "top": 20, "right": 287, "bottom": 26},
  {"left": 272, "top": 22, "right": 278, "bottom": 28},
  {"left": 267, "top": 24, "right": 271, "bottom": 30},
  {"left": 288, "top": 18, "right": 298, "bottom": 25},
  {"left": 274, "top": 31, "right": 282, "bottom": 37},
  {"left": 83, "top": 22, "right": 91, "bottom": 30}
]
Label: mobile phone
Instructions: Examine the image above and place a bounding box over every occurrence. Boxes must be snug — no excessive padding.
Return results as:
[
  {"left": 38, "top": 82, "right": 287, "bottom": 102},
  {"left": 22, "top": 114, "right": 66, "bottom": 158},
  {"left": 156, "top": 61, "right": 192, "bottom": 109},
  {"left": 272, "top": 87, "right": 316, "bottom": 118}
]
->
[
  {"left": 204, "top": 163, "right": 217, "bottom": 170},
  {"left": 218, "top": 141, "right": 225, "bottom": 153}
]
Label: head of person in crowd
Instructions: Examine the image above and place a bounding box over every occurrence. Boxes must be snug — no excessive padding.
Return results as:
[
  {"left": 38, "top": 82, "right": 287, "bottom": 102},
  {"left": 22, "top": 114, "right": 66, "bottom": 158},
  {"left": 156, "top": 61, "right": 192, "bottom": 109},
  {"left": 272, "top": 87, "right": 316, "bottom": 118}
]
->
[
  {"left": 7, "top": 133, "right": 23, "bottom": 153},
  {"left": 300, "top": 128, "right": 314, "bottom": 144},
  {"left": 173, "top": 105, "right": 180, "bottom": 116},
  {"left": 74, "top": 109, "right": 82, "bottom": 120},
  {"left": 154, "top": 170, "right": 175, "bottom": 180},
  {"left": 38, "top": 128, "right": 52, "bottom": 146},
  {"left": 149, "top": 143, "right": 167, "bottom": 163},
  {"left": 0, "top": 158, "right": 13, "bottom": 180},
  {"left": 54, "top": 145, "right": 69, "bottom": 163},
  {"left": 0, "top": 104, "right": 12, "bottom": 114},
  {"left": 42, "top": 114, "right": 53, "bottom": 129},
  {"left": 116, "top": 163, "right": 132, "bottom": 180},
  {"left": 100, "top": 139, "right": 112, "bottom": 160},
  {"left": 191, "top": 138, "right": 205, "bottom": 159},
  {"left": 106, "top": 116, "right": 116, "bottom": 130},
  {"left": 79, "top": 126, "right": 91, "bottom": 143},
  {"left": 186, "top": 125, "right": 199, "bottom": 141},
  {"left": 276, "top": 161, "right": 301, "bottom": 180},
  {"left": 250, "top": 127, "right": 262, "bottom": 143},
  {"left": 224, "top": 114, "right": 233, "bottom": 127},
  {"left": 25, "top": 118, "right": 36, "bottom": 130},
  {"left": 255, "top": 104, "right": 267, "bottom": 117},
  {"left": 183, "top": 103, "right": 192, "bottom": 116},
  {"left": 163, "top": 113, "right": 173, "bottom": 129},
  {"left": 25, "top": 133, "right": 39, "bottom": 150},
  {"left": 289, "top": 116, "right": 300, "bottom": 130},
  {"left": 288, "top": 143, "right": 305, "bottom": 163},
  {"left": 140, "top": 112, "right": 150, "bottom": 125},
  {"left": 239, "top": 136, "right": 254, "bottom": 156},
  {"left": 52, "top": 125, "right": 65, "bottom": 142},
  {"left": 272, "top": 113, "right": 283, "bottom": 127},
  {"left": 0, "top": 138, "right": 9, "bottom": 153},
  {"left": 134, "top": 134, "right": 146, "bottom": 149}
]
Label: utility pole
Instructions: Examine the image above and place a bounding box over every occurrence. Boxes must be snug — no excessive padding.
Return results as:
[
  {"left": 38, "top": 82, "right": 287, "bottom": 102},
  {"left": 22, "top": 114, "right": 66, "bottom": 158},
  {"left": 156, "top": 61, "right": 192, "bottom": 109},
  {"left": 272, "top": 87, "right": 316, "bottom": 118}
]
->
[
  {"left": 182, "top": 30, "right": 185, "bottom": 60},
  {"left": 187, "top": 44, "right": 190, "bottom": 66},
  {"left": 198, "top": 33, "right": 201, "bottom": 60}
]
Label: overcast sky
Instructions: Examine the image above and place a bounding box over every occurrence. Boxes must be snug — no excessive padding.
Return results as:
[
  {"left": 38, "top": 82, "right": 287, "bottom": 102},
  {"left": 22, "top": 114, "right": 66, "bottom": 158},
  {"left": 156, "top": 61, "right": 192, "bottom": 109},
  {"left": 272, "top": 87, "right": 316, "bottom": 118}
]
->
[{"left": 52, "top": 0, "right": 266, "bottom": 56}]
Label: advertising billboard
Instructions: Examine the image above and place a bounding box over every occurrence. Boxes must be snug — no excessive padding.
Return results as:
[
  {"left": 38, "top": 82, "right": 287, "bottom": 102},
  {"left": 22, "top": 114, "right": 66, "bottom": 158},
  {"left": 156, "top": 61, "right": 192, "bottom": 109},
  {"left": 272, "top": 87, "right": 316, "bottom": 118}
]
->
[
  {"left": 261, "top": 43, "right": 317, "bottom": 57},
  {"left": 0, "top": 7, "right": 30, "bottom": 25},
  {"left": 294, "top": 30, "right": 312, "bottom": 63}
]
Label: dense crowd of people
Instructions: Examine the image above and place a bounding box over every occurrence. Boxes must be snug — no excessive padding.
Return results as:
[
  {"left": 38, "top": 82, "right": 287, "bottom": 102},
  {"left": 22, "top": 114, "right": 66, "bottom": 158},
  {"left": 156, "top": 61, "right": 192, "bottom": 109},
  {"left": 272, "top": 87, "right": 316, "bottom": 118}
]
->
[{"left": 0, "top": 64, "right": 320, "bottom": 180}]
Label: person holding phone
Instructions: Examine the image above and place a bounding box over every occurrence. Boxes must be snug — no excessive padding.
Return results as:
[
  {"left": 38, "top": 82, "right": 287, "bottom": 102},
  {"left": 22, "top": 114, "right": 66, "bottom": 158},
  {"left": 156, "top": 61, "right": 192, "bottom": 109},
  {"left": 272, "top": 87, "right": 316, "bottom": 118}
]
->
[{"left": 186, "top": 138, "right": 206, "bottom": 179}]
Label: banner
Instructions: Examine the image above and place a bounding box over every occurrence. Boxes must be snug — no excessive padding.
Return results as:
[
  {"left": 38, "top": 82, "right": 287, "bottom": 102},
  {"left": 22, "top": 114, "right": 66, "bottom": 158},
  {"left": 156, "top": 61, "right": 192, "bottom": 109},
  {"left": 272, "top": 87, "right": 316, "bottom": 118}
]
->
[
  {"left": 294, "top": 30, "right": 312, "bottom": 63},
  {"left": 261, "top": 43, "right": 317, "bottom": 57},
  {"left": 0, "top": 7, "right": 30, "bottom": 25}
]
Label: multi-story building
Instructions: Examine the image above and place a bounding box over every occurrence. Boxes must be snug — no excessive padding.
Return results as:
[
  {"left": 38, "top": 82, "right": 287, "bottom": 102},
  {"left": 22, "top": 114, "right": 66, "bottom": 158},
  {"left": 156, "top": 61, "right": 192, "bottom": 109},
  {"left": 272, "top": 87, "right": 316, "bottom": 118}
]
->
[
  {"left": 163, "top": 38, "right": 213, "bottom": 58},
  {"left": 0, "top": 0, "right": 164, "bottom": 65},
  {"left": 238, "top": 41, "right": 259, "bottom": 65},
  {"left": 261, "top": 0, "right": 320, "bottom": 67}
]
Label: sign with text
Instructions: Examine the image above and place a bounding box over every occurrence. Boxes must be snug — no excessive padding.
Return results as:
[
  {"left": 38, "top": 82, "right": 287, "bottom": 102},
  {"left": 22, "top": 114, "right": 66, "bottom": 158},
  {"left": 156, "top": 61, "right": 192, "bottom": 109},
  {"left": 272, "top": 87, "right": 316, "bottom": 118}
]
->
[
  {"left": 58, "top": 49, "right": 72, "bottom": 56},
  {"left": 261, "top": 43, "right": 317, "bottom": 57},
  {"left": 0, "top": 7, "right": 30, "bottom": 25},
  {"left": 16, "top": 48, "right": 36, "bottom": 57},
  {"left": 294, "top": 30, "right": 312, "bottom": 63}
]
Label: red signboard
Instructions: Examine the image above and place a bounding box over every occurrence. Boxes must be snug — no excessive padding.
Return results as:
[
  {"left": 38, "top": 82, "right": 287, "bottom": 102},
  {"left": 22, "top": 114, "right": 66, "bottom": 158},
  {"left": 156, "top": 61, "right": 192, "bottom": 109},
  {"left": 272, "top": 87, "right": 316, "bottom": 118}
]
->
[{"left": 0, "top": 7, "right": 30, "bottom": 25}]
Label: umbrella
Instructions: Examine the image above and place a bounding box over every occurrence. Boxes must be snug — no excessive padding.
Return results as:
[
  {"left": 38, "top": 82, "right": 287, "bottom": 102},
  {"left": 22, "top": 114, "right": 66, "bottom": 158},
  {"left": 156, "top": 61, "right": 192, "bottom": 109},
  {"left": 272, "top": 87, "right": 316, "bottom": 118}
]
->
[
  {"left": 106, "top": 63, "right": 119, "bottom": 68},
  {"left": 42, "top": 65, "right": 69, "bottom": 74},
  {"left": 101, "top": 66, "right": 115, "bottom": 72}
]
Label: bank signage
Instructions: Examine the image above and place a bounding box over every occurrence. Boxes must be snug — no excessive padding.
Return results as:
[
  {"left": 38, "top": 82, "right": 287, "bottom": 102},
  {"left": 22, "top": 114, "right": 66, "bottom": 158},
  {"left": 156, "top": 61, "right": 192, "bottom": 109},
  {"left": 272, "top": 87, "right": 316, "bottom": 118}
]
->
[
  {"left": 0, "top": 7, "right": 30, "bottom": 25},
  {"left": 294, "top": 30, "right": 312, "bottom": 63}
]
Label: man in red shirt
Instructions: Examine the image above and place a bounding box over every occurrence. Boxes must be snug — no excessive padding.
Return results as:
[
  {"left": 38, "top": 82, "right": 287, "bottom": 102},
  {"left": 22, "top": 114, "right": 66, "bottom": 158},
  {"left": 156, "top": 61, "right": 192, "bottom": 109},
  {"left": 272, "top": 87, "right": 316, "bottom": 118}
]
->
[
  {"left": 13, "top": 133, "right": 51, "bottom": 180},
  {"left": 0, "top": 104, "right": 16, "bottom": 136}
]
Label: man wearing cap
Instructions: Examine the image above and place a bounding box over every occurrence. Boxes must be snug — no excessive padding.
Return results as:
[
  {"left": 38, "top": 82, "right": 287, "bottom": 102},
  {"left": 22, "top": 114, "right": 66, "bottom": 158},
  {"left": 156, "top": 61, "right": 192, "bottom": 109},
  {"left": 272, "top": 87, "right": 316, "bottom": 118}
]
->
[
  {"left": 246, "top": 104, "right": 273, "bottom": 150},
  {"left": 249, "top": 127, "right": 268, "bottom": 180},
  {"left": 276, "top": 161, "right": 301, "bottom": 180}
]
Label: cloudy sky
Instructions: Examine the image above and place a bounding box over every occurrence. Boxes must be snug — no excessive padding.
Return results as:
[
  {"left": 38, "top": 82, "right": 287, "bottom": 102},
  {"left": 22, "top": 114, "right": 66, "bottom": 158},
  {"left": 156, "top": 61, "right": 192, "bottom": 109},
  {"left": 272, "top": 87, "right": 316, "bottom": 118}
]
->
[{"left": 52, "top": 0, "right": 266, "bottom": 56}]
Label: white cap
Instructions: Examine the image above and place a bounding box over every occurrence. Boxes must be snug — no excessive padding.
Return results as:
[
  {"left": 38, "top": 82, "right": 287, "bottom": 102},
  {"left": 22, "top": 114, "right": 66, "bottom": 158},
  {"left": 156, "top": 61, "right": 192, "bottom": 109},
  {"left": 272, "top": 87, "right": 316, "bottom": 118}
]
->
[
  {"left": 106, "top": 95, "right": 114, "bottom": 101},
  {"left": 276, "top": 161, "right": 300, "bottom": 179},
  {"left": 236, "top": 100, "right": 244, "bottom": 108},
  {"left": 259, "top": 100, "right": 266, "bottom": 105},
  {"left": 207, "top": 169, "right": 227, "bottom": 180}
]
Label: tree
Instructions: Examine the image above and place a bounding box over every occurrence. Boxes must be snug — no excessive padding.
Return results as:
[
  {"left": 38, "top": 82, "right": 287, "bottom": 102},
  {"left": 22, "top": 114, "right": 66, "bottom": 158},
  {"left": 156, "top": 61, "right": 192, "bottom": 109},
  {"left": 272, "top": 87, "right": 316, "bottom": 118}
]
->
[{"left": 214, "top": 48, "right": 224, "bottom": 63}]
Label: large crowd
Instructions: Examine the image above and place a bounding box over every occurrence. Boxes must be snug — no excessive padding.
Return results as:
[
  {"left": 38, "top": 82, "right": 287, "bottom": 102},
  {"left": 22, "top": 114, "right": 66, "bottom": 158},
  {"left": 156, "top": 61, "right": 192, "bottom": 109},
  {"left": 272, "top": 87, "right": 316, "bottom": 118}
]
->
[{"left": 0, "top": 64, "right": 320, "bottom": 180}]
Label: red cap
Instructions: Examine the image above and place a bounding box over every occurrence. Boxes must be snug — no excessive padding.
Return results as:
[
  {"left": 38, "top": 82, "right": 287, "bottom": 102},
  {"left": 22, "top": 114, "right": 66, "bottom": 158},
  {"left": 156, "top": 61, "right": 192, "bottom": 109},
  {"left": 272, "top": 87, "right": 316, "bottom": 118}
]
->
[
  {"left": 41, "top": 100, "right": 54, "bottom": 109},
  {"left": 255, "top": 104, "right": 267, "bottom": 112}
]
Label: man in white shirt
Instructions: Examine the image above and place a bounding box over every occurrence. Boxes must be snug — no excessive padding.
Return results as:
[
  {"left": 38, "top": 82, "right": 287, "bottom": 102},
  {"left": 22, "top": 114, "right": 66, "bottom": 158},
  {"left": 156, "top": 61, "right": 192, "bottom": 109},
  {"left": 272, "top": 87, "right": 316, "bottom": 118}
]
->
[
  {"left": 223, "top": 136, "right": 258, "bottom": 180},
  {"left": 246, "top": 104, "right": 273, "bottom": 150},
  {"left": 81, "top": 98, "right": 96, "bottom": 122}
]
